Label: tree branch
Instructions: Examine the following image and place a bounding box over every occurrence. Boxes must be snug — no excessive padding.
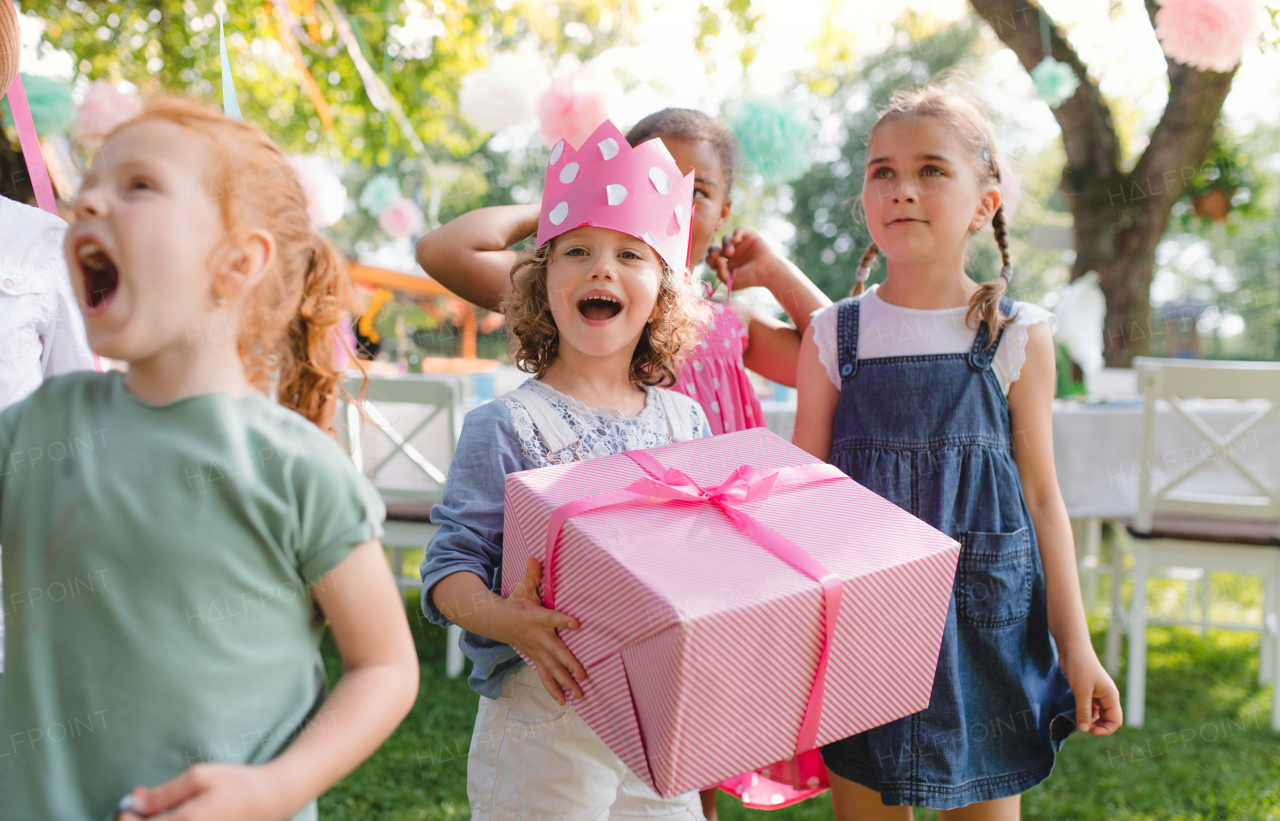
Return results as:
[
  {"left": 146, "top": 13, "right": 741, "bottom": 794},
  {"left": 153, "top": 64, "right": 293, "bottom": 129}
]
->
[
  {"left": 1129, "top": 2, "right": 1236, "bottom": 205},
  {"left": 969, "top": 0, "right": 1120, "bottom": 176}
]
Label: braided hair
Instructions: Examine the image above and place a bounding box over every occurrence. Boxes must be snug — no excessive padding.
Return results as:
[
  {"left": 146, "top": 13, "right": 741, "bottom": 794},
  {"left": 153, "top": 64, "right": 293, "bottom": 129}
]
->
[{"left": 852, "top": 85, "right": 1015, "bottom": 347}]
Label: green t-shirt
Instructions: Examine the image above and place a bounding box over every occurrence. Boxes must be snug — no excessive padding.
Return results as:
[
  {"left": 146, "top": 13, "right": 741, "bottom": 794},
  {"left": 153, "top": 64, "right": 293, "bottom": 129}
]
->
[{"left": 0, "top": 371, "right": 385, "bottom": 821}]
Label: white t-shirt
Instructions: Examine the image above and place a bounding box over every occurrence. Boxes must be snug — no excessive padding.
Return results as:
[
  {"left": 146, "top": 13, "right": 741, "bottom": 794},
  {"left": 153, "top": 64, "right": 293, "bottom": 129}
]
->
[
  {"left": 0, "top": 197, "right": 96, "bottom": 677},
  {"left": 811, "top": 285, "right": 1056, "bottom": 396}
]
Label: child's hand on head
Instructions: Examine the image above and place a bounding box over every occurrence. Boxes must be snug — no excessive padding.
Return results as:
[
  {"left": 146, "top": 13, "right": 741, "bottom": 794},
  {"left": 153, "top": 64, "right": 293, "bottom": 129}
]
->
[
  {"left": 1059, "top": 652, "right": 1122, "bottom": 737},
  {"left": 506, "top": 556, "right": 589, "bottom": 705},
  {"left": 705, "top": 228, "right": 784, "bottom": 291},
  {"left": 117, "top": 764, "right": 282, "bottom": 821}
]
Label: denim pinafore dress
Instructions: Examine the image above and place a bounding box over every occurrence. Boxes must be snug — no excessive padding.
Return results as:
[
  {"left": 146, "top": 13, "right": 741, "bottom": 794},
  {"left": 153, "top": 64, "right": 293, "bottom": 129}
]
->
[{"left": 819, "top": 295, "right": 1077, "bottom": 809}]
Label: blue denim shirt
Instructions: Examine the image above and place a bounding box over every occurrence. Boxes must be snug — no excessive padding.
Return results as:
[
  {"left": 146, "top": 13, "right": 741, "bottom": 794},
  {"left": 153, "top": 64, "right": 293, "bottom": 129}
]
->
[{"left": 420, "top": 380, "right": 710, "bottom": 699}]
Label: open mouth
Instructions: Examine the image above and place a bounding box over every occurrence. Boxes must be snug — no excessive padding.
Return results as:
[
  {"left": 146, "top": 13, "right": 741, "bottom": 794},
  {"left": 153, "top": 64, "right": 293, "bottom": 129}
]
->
[
  {"left": 76, "top": 241, "right": 119, "bottom": 314},
  {"left": 576, "top": 294, "right": 623, "bottom": 322}
]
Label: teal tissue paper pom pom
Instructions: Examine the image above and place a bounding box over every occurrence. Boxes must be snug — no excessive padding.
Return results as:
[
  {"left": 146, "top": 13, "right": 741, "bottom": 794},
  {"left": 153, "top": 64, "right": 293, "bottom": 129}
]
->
[
  {"left": 1031, "top": 58, "right": 1080, "bottom": 108},
  {"left": 730, "top": 98, "right": 813, "bottom": 185},
  {"left": 2, "top": 73, "right": 75, "bottom": 135},
  {"left": 359, "top": 174, "right": 402, "bottom": 217}
]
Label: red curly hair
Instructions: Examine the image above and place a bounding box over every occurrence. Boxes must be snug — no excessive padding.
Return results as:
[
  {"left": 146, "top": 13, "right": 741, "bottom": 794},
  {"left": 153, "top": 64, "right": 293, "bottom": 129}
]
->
[{"left": 104, "top": 96, "right": 356, "bottom": 432}]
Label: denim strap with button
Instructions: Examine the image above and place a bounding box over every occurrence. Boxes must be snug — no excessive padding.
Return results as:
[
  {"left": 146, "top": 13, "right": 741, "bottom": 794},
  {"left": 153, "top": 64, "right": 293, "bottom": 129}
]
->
[
  {"left": 967, "top": 295, "right": 1015, "bottom": 372},
  {"left": 836, "top": 298, "right": 861, "bottom": 381}
]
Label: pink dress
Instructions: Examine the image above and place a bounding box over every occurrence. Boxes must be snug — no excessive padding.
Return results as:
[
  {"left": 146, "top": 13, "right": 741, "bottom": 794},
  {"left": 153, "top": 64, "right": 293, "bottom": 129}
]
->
[
  {"left": 671, "top": 302, "right": 764, "bottom": 435},
  {"left": 674, "top": 300, "right": 831, "bottom": 810}
]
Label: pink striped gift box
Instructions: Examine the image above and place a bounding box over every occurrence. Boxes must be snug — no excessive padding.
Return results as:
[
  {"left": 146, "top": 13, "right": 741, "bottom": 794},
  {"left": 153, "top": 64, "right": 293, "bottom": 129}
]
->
[{"left": 501, "top": 426, "right": 960, "bottom": 799}]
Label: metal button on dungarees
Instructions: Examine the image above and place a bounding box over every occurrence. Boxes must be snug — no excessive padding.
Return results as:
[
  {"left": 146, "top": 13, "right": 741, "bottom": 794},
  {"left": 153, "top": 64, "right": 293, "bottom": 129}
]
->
[{"left": 840, "top": 362, "right": 853, "bottom": 378}]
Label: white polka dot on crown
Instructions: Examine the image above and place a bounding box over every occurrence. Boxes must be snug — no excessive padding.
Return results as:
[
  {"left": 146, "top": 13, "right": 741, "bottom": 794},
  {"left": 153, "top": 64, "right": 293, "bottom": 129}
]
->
[
  {"left": 642, "top": 231, "right": 659, "bottom": 249},
  {"left": 549, "top": 140, "right": 564, "bottom": 166},
  {"left": 606, "top": 184, "right": 627, "bottom": 206},
  {"left": 549, "top": 201, "right": 569, "bottom": 225},
  {"left": 649, "top": 167, "right": 670, "bottom": 195},
  {"left": 711, "top": 400, "right": 720, "bottom": 413},
  {"left": 674, "top": 204, "right": 689, "bottom": 229},
  {"left": 598, "top": 137, "right": 619, "bottom": 160},
  {"left": 559, "top": 162, "right": 579, "bottom": 184}
]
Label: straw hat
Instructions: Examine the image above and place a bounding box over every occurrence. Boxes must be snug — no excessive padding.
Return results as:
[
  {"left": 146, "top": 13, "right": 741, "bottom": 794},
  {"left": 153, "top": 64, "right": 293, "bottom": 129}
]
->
[{"left": 0, "top": 0, "right": 18, "bottom": 100}]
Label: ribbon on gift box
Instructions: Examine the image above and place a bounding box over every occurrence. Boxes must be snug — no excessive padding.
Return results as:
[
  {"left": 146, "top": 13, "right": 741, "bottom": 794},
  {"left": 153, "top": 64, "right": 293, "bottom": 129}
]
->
[{"left": 541, "top": 450, "right": 846, "bottom": 756}]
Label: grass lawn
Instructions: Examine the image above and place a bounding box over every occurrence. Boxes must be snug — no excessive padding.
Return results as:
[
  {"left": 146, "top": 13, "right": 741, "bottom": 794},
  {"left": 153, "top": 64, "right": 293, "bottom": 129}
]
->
[{"left": 318, "top": 576, "right": 1280, "bottom": 820}]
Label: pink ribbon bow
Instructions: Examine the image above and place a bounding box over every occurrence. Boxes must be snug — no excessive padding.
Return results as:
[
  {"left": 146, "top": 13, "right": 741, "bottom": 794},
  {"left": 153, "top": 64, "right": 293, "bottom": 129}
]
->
[{"left": 540, "top": 450, "right": 846, "bottom": 755}]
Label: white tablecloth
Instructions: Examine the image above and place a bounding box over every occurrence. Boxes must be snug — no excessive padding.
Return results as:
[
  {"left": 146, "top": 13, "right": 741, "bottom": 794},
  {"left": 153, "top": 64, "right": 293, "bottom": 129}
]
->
[
  {"left": 760, "top": 399, "right": 1280, "bottom": 520},
  {"left": 358, "top": 393, "right": 1279, "bottom": 522}
]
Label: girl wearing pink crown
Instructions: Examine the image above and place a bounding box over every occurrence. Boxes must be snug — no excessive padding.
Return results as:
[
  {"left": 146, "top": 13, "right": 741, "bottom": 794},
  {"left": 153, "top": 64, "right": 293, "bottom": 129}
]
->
[
  {"left": 416, "top": 108, "right": 830, "bottom": 438},
  {"left": 421, "top": 121, "right": 711, "bottom": 819}
]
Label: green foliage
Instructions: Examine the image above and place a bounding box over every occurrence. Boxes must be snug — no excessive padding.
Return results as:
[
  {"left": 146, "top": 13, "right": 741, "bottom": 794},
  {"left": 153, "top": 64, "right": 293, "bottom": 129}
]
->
[
  {"left": 1175, "top": 128, "right": 1268, "bottom": 232},
  {"left": 786, "top": 12, "right": 986, "bottom": 301}
]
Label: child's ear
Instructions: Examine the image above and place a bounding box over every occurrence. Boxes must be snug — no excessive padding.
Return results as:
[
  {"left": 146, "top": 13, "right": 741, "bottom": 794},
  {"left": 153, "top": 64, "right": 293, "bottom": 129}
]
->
[
  {"left": 972, "top": 184, "right": 1003, "bottom": 233},
  {"left": 220, "top": 230, "right": 276, "bottom": 298},
  {"left": 716, "top": 198, "right": 733, "bottom": 231}
]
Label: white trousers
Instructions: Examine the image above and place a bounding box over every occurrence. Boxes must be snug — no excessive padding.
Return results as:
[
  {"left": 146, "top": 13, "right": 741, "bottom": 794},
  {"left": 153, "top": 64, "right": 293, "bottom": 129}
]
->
[{"left": 467, "top": 664, "right": 706, "bottom": 821}]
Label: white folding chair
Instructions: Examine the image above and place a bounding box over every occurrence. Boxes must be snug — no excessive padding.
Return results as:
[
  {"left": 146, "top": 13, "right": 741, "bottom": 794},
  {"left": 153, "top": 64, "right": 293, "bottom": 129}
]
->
[
  {"left": 342, "top": 373, "right": 467, "bottom": 679},
  {"left": 1125, "top": 358, "right": 1280, "bottom": 730}
]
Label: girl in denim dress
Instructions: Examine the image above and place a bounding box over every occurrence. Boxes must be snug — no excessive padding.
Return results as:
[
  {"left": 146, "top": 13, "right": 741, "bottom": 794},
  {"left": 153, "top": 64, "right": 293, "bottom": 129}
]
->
[{"left": 793, "top": 85, "right": 1123, "bottom": 819}]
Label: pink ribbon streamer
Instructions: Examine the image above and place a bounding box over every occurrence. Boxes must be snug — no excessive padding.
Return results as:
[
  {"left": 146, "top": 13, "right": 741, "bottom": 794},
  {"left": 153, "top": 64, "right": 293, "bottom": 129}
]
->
[
  {"left": 540, "top": 451, "right": 846, "bottom": 755},
  {"left": 8, "top": 74, "right": 58, "bottom": 216}
]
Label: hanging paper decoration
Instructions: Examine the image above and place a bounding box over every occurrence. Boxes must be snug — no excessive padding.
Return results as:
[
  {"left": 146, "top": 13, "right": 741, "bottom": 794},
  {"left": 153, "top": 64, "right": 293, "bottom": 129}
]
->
[
  {"left": 730, "top": 98, "right": 813, "bottom": 185},
  {"left": 218, "top": 7, "right": 242, "bottom": 119},
  {"left": 359, "top": 173, "right": 402, "bottom": 217},
  {"left": 1, "top": 73, "right": 74, "bottom": 135},
  {"left": 268, "top": 0, "right": 332, "bottom": 129},
  {"left": 1031, "top": 11, "right": 1080, "bottom": 108},
  {"left": 1051, "top": 271, "right": 1106, "bottom": 375},
  {"left": 6, "top": 74, "right": 59, "bottom": 215},
  {"left": 537, "top": 64, "right": 610, "bottom": 149},
  {"left": 459, "top": 52, "right": 547, "bottom": 133},
  {"left": 998, "top": 159, "right": 1023, "bottom": 222},
  {"left": 378, "top": 197, "right": 425, "bottom": 238},
  {"left": 289, "top": 155, "right": 347, "bottom": 229},
  {"left": 72, "top": 82, "right": 141, "bottom": 143},
  {"left": 1155, "top": 0, "right": 1260, "bottom": 73}
]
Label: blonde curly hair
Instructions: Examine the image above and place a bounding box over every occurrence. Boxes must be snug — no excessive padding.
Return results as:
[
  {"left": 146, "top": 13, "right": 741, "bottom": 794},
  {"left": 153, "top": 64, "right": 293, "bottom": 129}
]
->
[{"left": 501, "top": 238, "right": 709, "bottom": 387}]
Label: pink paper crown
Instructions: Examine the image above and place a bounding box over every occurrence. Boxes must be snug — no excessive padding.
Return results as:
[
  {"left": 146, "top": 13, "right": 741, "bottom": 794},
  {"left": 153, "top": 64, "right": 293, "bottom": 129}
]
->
[{"left": 536, "top": 120, "right": 695, "bottom": 272}]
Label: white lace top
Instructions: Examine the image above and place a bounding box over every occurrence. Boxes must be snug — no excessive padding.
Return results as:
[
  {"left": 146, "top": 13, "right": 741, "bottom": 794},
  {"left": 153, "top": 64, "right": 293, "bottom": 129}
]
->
[
  {"left": 499, "top": 379, "right": 710, "bottom": 468},
  {"left": 811, "top": 286, "right": 1056, "bottom": 395}
]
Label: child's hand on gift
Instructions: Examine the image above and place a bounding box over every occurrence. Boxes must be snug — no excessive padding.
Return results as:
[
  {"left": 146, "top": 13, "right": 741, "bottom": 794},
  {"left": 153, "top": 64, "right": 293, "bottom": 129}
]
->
[
  {"left": 1059, "top": 650, "right": 1122, "bottom": 737},
  {"left": 504, "top": 556, "right": 589, "bottom": 705},
  {"left": 116, "top": 764, "right": 283, "bottom": 820},
  {"left": 705, "top": 228, "right": 788, "bottom": 292}
]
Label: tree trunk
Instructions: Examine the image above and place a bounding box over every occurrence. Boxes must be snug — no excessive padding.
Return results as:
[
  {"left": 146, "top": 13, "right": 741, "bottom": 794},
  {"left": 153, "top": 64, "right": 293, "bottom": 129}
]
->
[{"left": 969, "top": 0, "right": 1236, "bottom": 364}]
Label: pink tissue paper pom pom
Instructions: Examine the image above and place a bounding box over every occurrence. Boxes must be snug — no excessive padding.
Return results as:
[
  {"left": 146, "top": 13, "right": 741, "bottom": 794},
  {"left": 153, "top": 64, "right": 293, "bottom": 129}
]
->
[
  {"left": 72, "top": 82, "right": 141, "bottom": 143},
  {"left": 289, "top": 156, "right": 348, "bottom": 230},
  {"left": 379, "top": 197, "right": 426, "bottom": 239},
  {"left": 1155, "top": 0, "right": 1261, "bottom": 73},
  {"left": 537, "top": 67, "right": 610, "bottom": 149}
]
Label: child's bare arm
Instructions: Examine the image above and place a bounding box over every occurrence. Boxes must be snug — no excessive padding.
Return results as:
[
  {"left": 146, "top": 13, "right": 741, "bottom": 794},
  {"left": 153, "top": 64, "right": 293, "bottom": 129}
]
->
[
  {"left": 118, "top": 539, "right": 420, "bottom": 821},
  {"left": 707, "top": 229, "right": 830, "bottom": 386},
  {"left": 432, "top": 558, "right": 587, "bottom": 704},
  {"left": 414, "top": 204, "right": 539, "bottom": 311},
  {"left": 792, "top": 325, "right": 838, "bottom": 461},
  {"left": 1008, "top": 324, "right": 1121, "bottom": 737}
]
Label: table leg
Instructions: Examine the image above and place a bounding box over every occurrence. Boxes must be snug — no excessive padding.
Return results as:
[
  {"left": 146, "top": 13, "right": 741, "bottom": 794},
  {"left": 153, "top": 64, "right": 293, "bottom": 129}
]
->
[
  {"left": 1126, "top": 540, "right": 1150, "bottom": 729},
  {"left": 1105, "top": 529, "right": 1127, "bottom": 677}
]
